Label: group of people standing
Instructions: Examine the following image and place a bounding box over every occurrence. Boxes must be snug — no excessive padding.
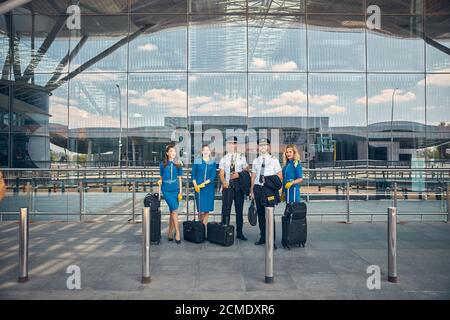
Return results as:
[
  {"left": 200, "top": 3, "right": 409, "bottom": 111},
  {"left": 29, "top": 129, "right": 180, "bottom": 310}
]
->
[{"left": 158, "top": 136, "right": 303, "bottom": 246}]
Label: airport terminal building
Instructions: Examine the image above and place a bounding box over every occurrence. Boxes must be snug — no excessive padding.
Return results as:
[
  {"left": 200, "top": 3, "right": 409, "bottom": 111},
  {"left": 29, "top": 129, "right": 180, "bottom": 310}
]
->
[{"left": 0, "top": 0, "right": 449, "bottom": 168}]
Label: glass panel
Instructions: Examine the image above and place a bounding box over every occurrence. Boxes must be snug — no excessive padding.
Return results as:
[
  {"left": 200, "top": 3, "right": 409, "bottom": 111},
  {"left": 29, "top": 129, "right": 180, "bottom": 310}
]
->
[
  {"left": 189, "top": 15, "right": 246, "bottom": 72},
  {"left": 10, "top": 15, "right": 70, "bottom": 77},
  {"left": 306, "top": 0, "right": 364, "bottom": 14},
  {"left": 0, "top": 15, "right": 9, "bottom": 77},
  {"left": 132, "top": 0, "right": 188, "bottom": 14},
  {"left": 68, "top": 73, "right": 127, "bottom": 166},
  {"left": 0, "top": 132, "right": 8, "bottom": 167},
  {"left": 70, "top": 15, "right": 129, "bottom": 73},
  {"left": 367, "top": 15, "right": 425, "bottom": 72},
  {"left": 425, "top": 0, "right": 450, "bottom": 15},
  {"left": 425, "top": 72, "right": 450, "bottom": 161},
  {"left": 11, "top": 132, "right": 50, "bottom": 167},
  {"left": 17, "top": 0, "right": 129, "bottom": 15},
  {"left": 188, "top": 73, "right": 246, "bottom": 117},
  {"left": 308, "top": 73, "right": 367, "bottom": 162},
  {"left": 248, "top": 0, "right": 304, "bottom": 14},
  {"left": 307, "top": 15, "right": 365, "bottom": 72},
  {"left": 248, "top": 73, "right": 308, "bottom": 162},
  {"left": 0, "top": 81, "right": 10, "bottom": 131},
  {"left": 367, "top": 0, "right": 423, "bottom": 15},
  {"left": 189, "top": 0, "right": 246, "bottom": 14},
  {"left": 129, "top": 15, "right": 187, "bottom": 72},
  {"left": 248, "top": 15, "right": 306, "bottom": 72},
  {"left": 425, "top": 15, "right": 450, "bottom": 72},
  {"left": 367, "top": 74, "right": 426, "bottom": 163},
  {"left": 128, "top": 73, "right": 187, "bottom": 166}
]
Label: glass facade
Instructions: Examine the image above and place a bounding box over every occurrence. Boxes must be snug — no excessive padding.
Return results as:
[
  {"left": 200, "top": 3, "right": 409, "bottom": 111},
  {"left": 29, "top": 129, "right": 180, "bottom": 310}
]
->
[{"left": 0, "top": 0, "right": 449, "bottom": 168}]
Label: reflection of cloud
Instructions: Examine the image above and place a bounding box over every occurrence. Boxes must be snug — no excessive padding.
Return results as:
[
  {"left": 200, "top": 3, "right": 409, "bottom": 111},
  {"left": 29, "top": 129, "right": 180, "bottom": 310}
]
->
[
  {"left": 321, "top": 105, "right": 347, "bottom": 115},
  {"left": 418, "top": 71, "right": 450, "bottom": 87},
  {"left": 138, "top": 43, "right": 158, "bottom": 52},
  {"left": 267, "top": 90, "right": 338, "bottom": 106},
  {"left": 129, "top": 88, "right": 187, "bottom": 116},
  {"left": 74, "top": 73, "right": 123, "bottom": 82},
  {"left": 68, "top": 105, "right": 120, "bottom": 128},
  {"left": 272, "top": 61, "right": 298, "bottom": 72},
  {"left": 269, "top": 90, "right": 307, "bottom": 105},
  {"left": 260, "top": 105, "right": 307, "bottom": 116},
  {"left": 193, "top": 95, "right": 246, "bottom": 114},
  {"left": 356, "top": 89, "right": 416, "bottom": 104},
  {"left": 252, "top": 58, "right": 267, "bottom": 69},
  {"left": 50, "top": 99, "right": 120, "bottom": 129},
  {"left": 309, "top": 94, "right": 339, "bottom": 105}
]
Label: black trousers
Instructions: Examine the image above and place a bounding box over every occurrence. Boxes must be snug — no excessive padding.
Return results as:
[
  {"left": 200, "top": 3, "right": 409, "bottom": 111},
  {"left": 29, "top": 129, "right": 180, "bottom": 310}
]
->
[
  {"left": 221, "top": 182, "right": 245, "bottom": 234},
  {"left": 253, "top": 185, "right": 276, "bottom": 241}
]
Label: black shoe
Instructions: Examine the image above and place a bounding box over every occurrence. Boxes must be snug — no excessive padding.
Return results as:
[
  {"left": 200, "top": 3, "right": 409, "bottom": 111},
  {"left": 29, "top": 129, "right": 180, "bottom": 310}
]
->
[
  {"left": 175, "top": 239, "right": 181, "bottom": 244},
  {"left": 255, "top": 239, "right": 265, "bottom": 245},
  {"left": 237, "top": 234, "right": 248, "bottom": 241},
  {"left": 168, "top": 237, "right": 173, "bottom": 241}
]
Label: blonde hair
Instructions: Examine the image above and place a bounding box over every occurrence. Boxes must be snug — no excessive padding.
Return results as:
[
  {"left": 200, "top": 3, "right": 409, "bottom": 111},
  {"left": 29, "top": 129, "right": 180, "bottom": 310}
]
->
[{"left": 283, "top": 144, "right": 301, "bottom": 167}]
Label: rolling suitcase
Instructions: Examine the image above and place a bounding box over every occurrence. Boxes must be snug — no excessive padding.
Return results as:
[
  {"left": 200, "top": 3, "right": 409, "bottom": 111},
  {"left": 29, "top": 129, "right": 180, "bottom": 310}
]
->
[
  {"left": 183, "top": 188, "right": 206, "bottom": 243},
  {"left": 282, "top": 189, "right": 307, "bottom": 249},
  {"left": 143, "top": 186, "right": 161, "bottom": 245},
  {"left": 207, "top": 222, "right": 234, "bottom": 246}
]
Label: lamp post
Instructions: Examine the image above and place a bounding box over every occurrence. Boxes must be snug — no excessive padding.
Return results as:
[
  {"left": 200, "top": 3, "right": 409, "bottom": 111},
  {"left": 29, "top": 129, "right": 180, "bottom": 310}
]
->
[
  {"left": 116, "top": 84, "right": 122, "bottom": 168},
  {"left": 390, "top": 88, "right": 399, "bottom": 166}
]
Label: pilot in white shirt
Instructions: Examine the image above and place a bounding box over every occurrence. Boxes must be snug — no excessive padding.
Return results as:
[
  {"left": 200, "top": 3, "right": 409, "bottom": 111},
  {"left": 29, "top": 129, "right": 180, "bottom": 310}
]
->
[
  {"left": 219, "top": 136, "right": 249, "bottom": 240},
  {"left": 250, "top": 138, "right": 282, "bottom": 247}
]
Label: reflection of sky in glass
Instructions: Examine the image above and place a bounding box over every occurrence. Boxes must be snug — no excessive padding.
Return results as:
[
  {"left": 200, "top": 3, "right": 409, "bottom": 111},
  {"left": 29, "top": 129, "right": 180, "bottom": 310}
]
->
[
  {"left": 4, "top": 16, "right": 449, "bottom": 133},
  {"left": 368, "top": 74, "right": 425, "bottom": 125},
  {"left": 309, "top": 73, "right": 366, "bottom": 127}
]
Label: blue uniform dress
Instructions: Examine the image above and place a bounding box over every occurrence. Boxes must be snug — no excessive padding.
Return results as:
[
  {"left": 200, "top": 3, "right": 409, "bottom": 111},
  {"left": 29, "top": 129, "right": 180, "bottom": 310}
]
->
[
  {"left": 282, "top": 159, "right": 303, "bottom": 203},
  {"left": 192, "top": 157, "right": 217, "bottom": 212},
  {"left": 160, "top": 161, "right": 183, "bottom": 212}
]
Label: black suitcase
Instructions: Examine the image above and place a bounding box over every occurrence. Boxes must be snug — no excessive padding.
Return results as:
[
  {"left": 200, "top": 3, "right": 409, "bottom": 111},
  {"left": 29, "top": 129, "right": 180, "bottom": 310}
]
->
[
  {"left": 183, "top": 220, "right": 205, "bottom": 243},
  {"left": 282, "top": 216, "right": 307, "bottom": 249},
  {"left": 183, "top": 191, "right": 206, "bottom": 243},
  {"left": 282, "top": 190, "right": 307, "bottom": 249},
  {"left": 144, "top": 192, "right": 161, "bottom": 245},
  {"left": 207, "top": 222, "right": 234, "bottom": 246}
]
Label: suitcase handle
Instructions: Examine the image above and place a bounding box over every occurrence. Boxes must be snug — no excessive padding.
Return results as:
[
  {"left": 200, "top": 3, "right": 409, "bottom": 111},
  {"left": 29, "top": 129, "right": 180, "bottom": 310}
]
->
[{"left": 286, "top": 180, "right": 296, "bottom": 203}]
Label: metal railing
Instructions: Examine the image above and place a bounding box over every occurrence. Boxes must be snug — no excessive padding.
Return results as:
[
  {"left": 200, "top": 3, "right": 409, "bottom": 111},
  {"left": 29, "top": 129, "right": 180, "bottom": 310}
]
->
[{"left": 0, "top": 167, "right": 449, "bottom": 223}]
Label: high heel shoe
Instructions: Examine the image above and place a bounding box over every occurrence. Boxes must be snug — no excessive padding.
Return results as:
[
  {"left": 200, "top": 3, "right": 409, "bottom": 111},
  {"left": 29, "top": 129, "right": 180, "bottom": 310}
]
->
[
  {"left": 168, "top": 231, "right": 175, "bottom": 241},
  {"left": 175, "top": 239, "right": 181, "bottom": 244}
]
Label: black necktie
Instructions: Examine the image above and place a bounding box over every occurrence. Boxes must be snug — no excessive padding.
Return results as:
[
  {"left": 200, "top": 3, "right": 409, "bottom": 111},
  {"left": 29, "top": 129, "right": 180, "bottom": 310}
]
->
[{"left": 259, "top": 157, "right": 265, "bottom": 184}]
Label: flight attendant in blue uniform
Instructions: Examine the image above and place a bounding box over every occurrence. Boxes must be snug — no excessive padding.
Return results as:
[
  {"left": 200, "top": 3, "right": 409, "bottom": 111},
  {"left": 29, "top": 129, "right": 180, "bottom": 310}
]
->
[
  {"left": 158, "top": 144, "right": 183, "bottom": 244},
  {"left": 282, "top": 144, "right": 303, "bottom": 203},
  {"left": 192, "top": 144, "right": 217, "bottom": 225}
]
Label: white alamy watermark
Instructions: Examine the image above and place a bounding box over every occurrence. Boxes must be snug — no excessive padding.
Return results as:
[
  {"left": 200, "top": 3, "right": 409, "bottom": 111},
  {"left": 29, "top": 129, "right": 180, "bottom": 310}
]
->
[
  {"left": 366, "top": 5, "right": 381, "bottom": 30},
  {"left": 170, "top": 121, "right": 281, "bottom": 166},
  {"left": 366, "top": 265, "right": 381, "bottom": 290},
  {"left": 66, "top": 5, "right": 81, "bottom": 30},
  {"left": 66, "top": 265, "right": 81, "bottom": 290}
]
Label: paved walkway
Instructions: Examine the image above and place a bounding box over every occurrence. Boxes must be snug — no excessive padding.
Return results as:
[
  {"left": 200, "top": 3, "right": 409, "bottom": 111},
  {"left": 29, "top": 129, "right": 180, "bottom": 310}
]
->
[{"left": 0, "top": 220, "right": 449, "bottom": 299}]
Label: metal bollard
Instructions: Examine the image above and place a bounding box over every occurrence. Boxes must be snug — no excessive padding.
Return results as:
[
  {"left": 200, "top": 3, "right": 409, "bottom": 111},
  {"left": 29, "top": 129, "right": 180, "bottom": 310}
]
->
[
  {"left": 132, "top": 181, "right": 136, "bottom": 223},
  {"left": 346, "top": 181, "right": 351, "bottom": 224},
  {"left": 393, "top": 182, "right": 397, "bottom": 208},
  {"left": 388, "top": 207, "right": 398, "bottom": 283},
  {"left": 447, "top": 184, "right": 450, "bottom": 223},
  {"left": 79, "top": 182, "right": 84, "bottom": 222},
  {"left": 18, "top": 208, "right": 29, "bottom": 283},
  {"left": 265, "top": 207, "right": 274, "bottom": 284},
  {"left": 26, "top": 182, "right": 32, "bottom": 213},
  {"left": 142, "top": 207, "right": 151, "bottom": 284}
]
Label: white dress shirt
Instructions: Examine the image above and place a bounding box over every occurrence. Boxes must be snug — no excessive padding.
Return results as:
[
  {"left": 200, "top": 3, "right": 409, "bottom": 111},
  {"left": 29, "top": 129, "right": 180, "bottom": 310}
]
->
[
  {"left": 252, "top": 153, "right": 282, "bottom": 186},
  {"left": 219, "top": 153, "right": 248, "bottom": 183}
]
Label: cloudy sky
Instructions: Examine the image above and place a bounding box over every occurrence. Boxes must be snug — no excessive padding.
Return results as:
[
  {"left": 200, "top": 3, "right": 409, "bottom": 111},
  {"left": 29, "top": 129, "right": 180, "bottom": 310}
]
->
[{"left": 9, "top": 19, "right": 450, "bottom": 130}]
